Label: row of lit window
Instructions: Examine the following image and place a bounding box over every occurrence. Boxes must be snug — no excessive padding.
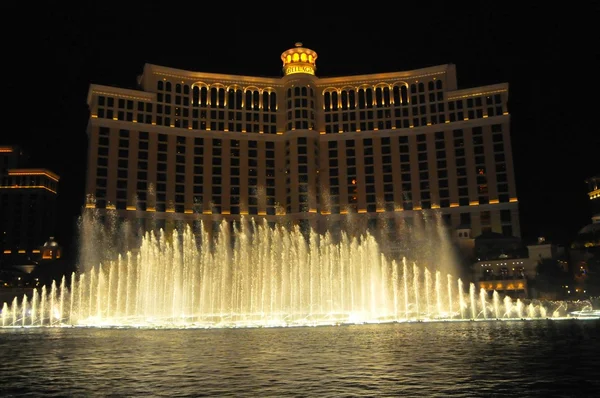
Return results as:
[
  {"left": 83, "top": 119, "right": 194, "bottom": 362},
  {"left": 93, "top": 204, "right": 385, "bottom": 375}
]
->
[
  {"left": 155, "top": 84, "right": 279, "bottom": 112},
  {"left": 97, "top": 86, "right": 500, "bottom": 116},
  {"left": 96, "top": 126, "right": 506, "bottom": 163},
  {"left": 323, "top": 92, "right": 500, "bottom": 115}
]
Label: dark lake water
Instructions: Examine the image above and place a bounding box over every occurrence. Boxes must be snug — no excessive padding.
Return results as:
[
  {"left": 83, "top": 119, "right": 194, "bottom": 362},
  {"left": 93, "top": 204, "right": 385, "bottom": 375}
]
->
[{"left": 1, "top": 320, "right": 599, "bottom": 397}]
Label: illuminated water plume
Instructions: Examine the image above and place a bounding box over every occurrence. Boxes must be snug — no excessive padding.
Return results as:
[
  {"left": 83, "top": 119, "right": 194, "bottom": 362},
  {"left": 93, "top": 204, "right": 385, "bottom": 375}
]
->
[{"left": 1, "top": 217, "right": 595, "bottom": 328}]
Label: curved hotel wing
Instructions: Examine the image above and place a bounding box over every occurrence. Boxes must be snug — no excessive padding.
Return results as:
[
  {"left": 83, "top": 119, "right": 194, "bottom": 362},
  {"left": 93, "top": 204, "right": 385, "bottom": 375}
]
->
[{"left": 84, "top": 44, "right": 519, "bottom": 247}]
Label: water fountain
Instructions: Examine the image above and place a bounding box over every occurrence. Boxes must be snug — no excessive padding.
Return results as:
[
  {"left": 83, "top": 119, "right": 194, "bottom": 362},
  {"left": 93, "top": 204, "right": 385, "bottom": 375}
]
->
[{"left": 0, "top": 213, "right": 596, "bottom": 328}]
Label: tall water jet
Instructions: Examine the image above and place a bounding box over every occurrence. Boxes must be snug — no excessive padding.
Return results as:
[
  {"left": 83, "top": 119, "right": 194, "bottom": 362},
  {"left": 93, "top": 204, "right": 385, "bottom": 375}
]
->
[
  {"left": 504, "top": 295, "right": 513, "bottom": 318},
  {"left": 40, "top": 285, "right": 47, "bottom": 326},
  {"left": 516, "top": 298, "right": 524, "bottom": 318},
  {"left": 435, "top": 271, "right": 443, "bottom": 318},
  {"left": 458, "top": 279, "right": 465, "bottom": 320},
  {"left": 69, "top": 272, "right": 76, "bottom": 325},
  {"left": 403, "top": 258, "right": 409, "bottom": 319},
  {"left": 447, "top": 274, "right": 453, "bottom": 319},
  {"left": 413, "top": 263, "right": 420, "bottom": 318},
  {"left": 49, "top": 280, "right": 58, "bottom": 326},
  {"left": 469, "top": 283, "right": 477, "bottom": 319},
  {"left": 21, "top": 295, "right": 28, "bottom": 327},
  {"left": 392, "top": 259, "right": 399, "bottom": 319},
  {"left": 32, "top": 289, "right": 39, "bottom": 326},
  {"left": 493, "top": 291, "right": 501, "bottom": 319},
  {"left": 425, "top": 268, "right": 432, "bottom": 318},
  {"left": 11, "top": 297, "right": 18, "bottom": 326},
  {"left": 480, "top": 288, "right": 488, "bottom": 320},
  {"left": 59, "top": 276, "right": 66, "bottom": 324}
]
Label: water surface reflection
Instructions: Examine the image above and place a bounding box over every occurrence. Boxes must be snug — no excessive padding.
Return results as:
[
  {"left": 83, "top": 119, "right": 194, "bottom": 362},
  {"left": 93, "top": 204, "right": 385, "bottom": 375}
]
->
[{"left": 1, "top": 320, "right": 598, "bottom": 396}]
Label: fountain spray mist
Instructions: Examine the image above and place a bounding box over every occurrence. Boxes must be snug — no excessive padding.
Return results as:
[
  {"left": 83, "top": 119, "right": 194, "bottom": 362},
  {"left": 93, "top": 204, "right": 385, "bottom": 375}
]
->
[{"left": 0, "top": 209, "right": 594, "bottom": 328}]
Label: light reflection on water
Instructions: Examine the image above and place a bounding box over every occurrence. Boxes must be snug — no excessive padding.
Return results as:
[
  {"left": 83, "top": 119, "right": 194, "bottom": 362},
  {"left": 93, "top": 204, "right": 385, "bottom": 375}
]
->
[{"left": 0, "top": 320, "right": 598, "bottom": 397}]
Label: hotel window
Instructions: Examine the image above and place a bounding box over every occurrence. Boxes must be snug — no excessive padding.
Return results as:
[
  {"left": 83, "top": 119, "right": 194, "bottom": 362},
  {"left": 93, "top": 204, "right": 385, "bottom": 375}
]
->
[
  {"left": 113, "top": 129, "right": 130, "bottom": 209},
  {"left": 261, "top": 91, "right": 277, "bottom": 134},
  {"left": 415, "top": 134, "right": 429, "bottom": 208},
  {"left": 288, "top": 86, "right": 314, "bottom": 131},
  {"left": 486, "top": 94, "right": 504, "bottom": 117},
  {"left": 154, "top": 136, "right": 168, "bottom": 212},
  {"left": 434, "top": 132, "right": 449, "bottom": 207},
  {"left": 380, "top": 136, "right": 395, "bottom": 209},
  {"left": 94, "top": 127, "right": 110, "bottom": 207},
  {"left": 452, "top": 130, "right": 467, "bottom": 205},
  {"left": 472, "top": 127, "right": 488, "bottom": 204},
  {"left": 490, "top": 126, "right": 508, "bottom": 202},
  {"left": 343, "top": 140, "right": 356, "bottom": 211},
  {"left": 396, "top": 136, "right": 411, "bottom": 210},
  {"left": 264, "top": 142, "right": 276, "bottom": 214},
  {"left": 393, "top": 85, "right": 410, "bottom": 129},
  {"left": 337, "top": 89, "right": 357, "bottom": 132},
  {"left": 96, "top": 95, "right": 106, "bottom": 118}
]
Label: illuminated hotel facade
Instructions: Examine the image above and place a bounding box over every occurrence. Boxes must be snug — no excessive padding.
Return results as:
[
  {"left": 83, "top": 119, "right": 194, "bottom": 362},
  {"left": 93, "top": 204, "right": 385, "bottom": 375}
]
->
[
  {"left": 84, "top": 43, "right": 519, "bottom": 247},
  {"left": 0, "top": 145, "right": 61, "bottom": 264}
]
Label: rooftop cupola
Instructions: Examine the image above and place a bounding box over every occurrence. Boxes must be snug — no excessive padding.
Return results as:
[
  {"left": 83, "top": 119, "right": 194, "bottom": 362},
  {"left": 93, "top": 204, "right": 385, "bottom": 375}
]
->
[{"left": 281, "top": 42, "right": 318, "bottom": 76}]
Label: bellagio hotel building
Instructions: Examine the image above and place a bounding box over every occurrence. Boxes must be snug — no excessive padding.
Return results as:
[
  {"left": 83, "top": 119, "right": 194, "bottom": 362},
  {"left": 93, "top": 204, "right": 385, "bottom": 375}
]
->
[{"left": 84, "top": 43, "right": 519, "bottom": 246}]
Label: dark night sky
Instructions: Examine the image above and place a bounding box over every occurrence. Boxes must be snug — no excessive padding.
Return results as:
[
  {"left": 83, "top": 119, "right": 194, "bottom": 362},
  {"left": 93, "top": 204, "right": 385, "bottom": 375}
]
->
[{"left": 4, "top": 3, "right": 599, "bottom": 258}]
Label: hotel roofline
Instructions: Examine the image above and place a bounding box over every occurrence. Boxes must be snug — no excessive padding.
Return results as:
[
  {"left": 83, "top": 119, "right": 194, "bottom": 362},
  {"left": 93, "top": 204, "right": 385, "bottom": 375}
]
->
[
  {"left": 140, "top": 63, "right": 284, "bottom": 88},
  {"left": 87, "top": 84, "right": 155, "bottom": 105},
  {"left": 87, "top": 82, "right": 509, "bottom": 110},
  {"left": 139, "top": 63, "right": 457, "bottom": 84},
  {"left": 88, "top": 62, "right": 507, "bottom": 107},
  {"left": 314, "top": 64, "right": 456, "bottom": 87},
  {"left": 7, "top": 168, "right": 60, "bottom": 182}
]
